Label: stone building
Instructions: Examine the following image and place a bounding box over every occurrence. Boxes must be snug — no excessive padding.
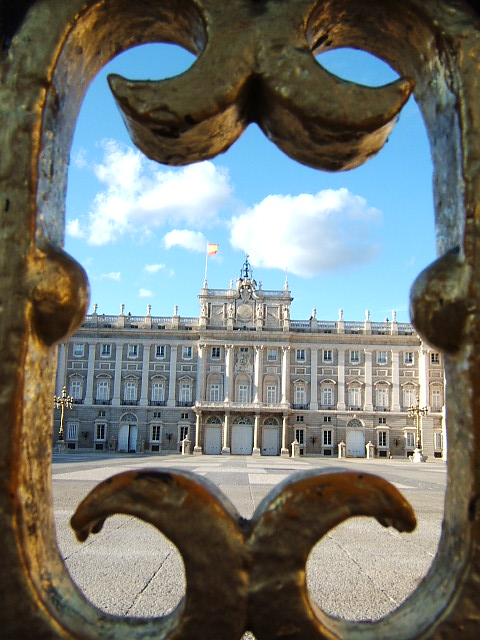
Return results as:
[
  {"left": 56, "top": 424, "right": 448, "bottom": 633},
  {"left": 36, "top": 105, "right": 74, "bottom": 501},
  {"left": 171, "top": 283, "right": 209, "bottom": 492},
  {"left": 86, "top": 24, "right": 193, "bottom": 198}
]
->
[{"left": 54, "top": 258, "right": 446, "bottom": 459}]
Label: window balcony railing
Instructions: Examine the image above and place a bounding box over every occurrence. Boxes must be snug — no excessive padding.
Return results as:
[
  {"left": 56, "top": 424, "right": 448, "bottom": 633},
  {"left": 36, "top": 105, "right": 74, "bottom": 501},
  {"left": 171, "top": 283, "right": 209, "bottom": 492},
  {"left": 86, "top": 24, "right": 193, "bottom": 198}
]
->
[
  {"left": 177, "top": 400, "right": 193, "bottom": 407},
  {"left": 95, "top": 399, "right": 111, "bottom": 405},
  {"left": 149, "top": 400, "right": 167, "bottom": 406},
  {"left": 292, "top": 403, "right": 309, "bottom": 410},
  {"left": 121, "top": 399, "right": 139, "bottom": 406}
]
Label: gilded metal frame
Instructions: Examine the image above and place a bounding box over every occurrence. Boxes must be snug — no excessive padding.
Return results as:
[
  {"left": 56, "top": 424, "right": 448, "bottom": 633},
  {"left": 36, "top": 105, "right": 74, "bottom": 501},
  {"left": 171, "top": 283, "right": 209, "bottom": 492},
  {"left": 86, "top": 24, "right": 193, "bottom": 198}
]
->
[{"left": 1, "top": 0, "right": 480, "bottom": 637}]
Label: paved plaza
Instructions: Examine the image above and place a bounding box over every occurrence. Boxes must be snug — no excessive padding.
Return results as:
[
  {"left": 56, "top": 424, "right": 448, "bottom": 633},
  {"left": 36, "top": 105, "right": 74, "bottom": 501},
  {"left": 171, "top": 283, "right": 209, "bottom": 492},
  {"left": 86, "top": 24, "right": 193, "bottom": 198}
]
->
[{"left": 52, "top": 453, "right": 446, "bottom": 627}]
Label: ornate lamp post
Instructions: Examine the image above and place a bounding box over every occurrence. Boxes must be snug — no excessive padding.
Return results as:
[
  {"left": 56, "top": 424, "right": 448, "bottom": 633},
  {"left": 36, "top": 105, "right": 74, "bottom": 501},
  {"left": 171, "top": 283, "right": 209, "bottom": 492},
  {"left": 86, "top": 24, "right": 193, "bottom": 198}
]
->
[
  {"left": 54, "top": 385, "right": 73, "bottom": 445},
  {"left": 407, "top": 402, "right": 428, "bottom": 462}
]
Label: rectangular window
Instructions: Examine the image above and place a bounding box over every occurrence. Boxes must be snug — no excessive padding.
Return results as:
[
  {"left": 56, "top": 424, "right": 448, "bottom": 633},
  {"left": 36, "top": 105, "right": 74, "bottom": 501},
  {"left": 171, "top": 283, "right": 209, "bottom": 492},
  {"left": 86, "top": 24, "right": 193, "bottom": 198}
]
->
[
  {"left": 296, "top": 415, "right": 304, "bottom": 422},
  {"left": 180, "top": 425, "right": 189, "bottom": 441},
  {"left": 180, "top": 382, "right": 191, "bottom": 403},
  {"left": 96, "top": 379, "right": 110, "bottom": 401},
  {"left": 376, "top": 387, "right": 389, "bottom": 408},
  {"left": 431, "top": 388, "right": 443, "bottom": 411},
  {"left": 266, "top": 385, "right": 277, "bottom": 403},
  {"left": 323, "top": 349, "right": 333, "bottom": 363},
  {"left": 101, "top": 343, "right": 111, "bottom": 357},
  {"left": 377, "top": 351, "right": 387, "bottom": 364},
  {"left": 210, "top": 383, "right": 220, "bottom": 402},
  {"left": 155, "top": 345, "right": 165, "bottom": 358},
  {"left": 321, "top": 386, "right": 333, "bottom": 406},
  {"left": 70, "top": 379, "right": 83, "bottom": 400},
  {"left": 323, "top": 429, "right": 332, "bottom": 446},
  {"left": 73, "top": 343, "right": 84, "bottom": 357},
  {"left": 348, "top": 386, "right": 361, "bottom": 408},
  {"left": 128, "top": 344, "right": 138, "bottom": 358},
  {"left": 151, "top": 381, "right": 165, "bottom": 402},
  {"left": 124, "top": 380, "right": 137, "bottom": 402},
  {"left": 66, "top": 422, "right": 78, "bottom": 441},
  {"left": 296, "top": 349, "right": 306, "bottom": 362},
  {"left": 183, "top": 346, "right": 193, "bottom": 359},
  {"left": 378, "top": 417, "right": 387, "bottom": 424},
  {"left": 323, "top": 416, "right": 332, "bottom": 423},
  {"left": 403, "top": 387, "right": 416, "bottom": 408},
  {"left": 404, "top": 352, "right": 414, "bottom": 365},
  {"left": 378, "top": 431, "right": 388, "bottom": 447},
  {"left": 295, "top": 429, "right": 304, "bottom": 444},
  {"left": 267, "top": 349, "right": 277, "bottom": 361},
  {"left": 238, "top": 384, "right": 249, "bottom": 403},
  {"left": 350, "top": 350, "right": 360, "bottom": 364},
  {"left": 431, "top": 352, "right": 440, "bottom": 365},
  {"left": 295, "top": 385, "right": 306, "bottom": 405},
  {"left": 153, "top": 411, "right": 161, "bottom": 418},
  {"left": 434, "top": 432, "right": 443, "bottom": 449},
  {"left": 95, "top": 423, "right": 106, "bottom": 441},
  {"left": 211, "top": 346, "right": 221, "bottom": 359},
  {"left": 151, "top": 425, "right": 161, "bottom": 442},
  {"left": 405, "top": 432, "right": 416, "bottom": 448},
  {"left": 181, "top": 412, "right": 189, "bottom": 419}
]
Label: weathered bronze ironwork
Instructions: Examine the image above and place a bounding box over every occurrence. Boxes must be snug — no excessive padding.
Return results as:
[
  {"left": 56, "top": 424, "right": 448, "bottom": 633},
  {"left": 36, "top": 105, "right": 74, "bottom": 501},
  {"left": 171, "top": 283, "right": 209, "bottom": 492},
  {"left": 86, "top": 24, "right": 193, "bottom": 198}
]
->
[{"left": 1, "top": 0, "right": 480, "bottom": 638}]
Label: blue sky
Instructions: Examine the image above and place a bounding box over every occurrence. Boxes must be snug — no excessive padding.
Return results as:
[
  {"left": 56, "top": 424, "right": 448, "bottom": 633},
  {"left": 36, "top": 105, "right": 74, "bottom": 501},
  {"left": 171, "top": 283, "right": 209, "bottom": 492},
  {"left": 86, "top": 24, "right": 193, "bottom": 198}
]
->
[{"left": 66, "top": 44, "right": 435, "bottom": 323}]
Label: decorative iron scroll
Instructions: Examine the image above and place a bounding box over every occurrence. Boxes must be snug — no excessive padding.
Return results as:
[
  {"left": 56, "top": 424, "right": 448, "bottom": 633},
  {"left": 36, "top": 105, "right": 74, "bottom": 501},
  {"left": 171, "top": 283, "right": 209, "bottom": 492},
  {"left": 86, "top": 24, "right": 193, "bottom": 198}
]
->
[
  {"left": 71, "top": 470, "right": 416, "bottom": 639},
  {"left": 1, "top": 0, "right": 480, "bottom": 638}
]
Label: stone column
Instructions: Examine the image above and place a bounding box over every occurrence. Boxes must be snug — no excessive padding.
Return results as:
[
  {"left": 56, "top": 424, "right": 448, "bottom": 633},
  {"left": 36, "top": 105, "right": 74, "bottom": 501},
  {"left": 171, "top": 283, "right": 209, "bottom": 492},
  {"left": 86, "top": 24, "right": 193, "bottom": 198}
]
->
[
  {"left": 254, "top": 345, "right": 263, "bottom": 403},
  {"left": 310, "top": 347, "right": 318, "bottom": 410},
  {"left": 224, "top": 345, "right": 234, "bottom": 402},
  {"left": 391, "top": 350, "right": 401, "bottom": 411},
  {"left": 85, "top": 343, "right": 96, "bottom": 404},
  {"left": 56, "top": 343, "right": 67, "bottom": 395},
  {"left": 253, "top": 413, "right": 261, "bottom": 456},
  {"left": 112, "top": 343, "right": 123, "bottom": 406},
  {"left": 139, "top": 344, "right": 150, "bottom": 407},
  {"left": 281, "top": 413, "right": 289, "bottom": 457},
  {"left": 337, "top": 348, "right": 346, "bottom": 410},
  {"left": 194, "top": 411, "right": 202, "bottom": 454},
  {"left": 419, "top": 346, "right": 429, "bottom": 407},
  {"left": 364, "top": 350, "right": 373, "bottom": 411},
  {"left": 222, "top": 412, "right": 231, "bottom": 454},
  {"left": 281, "top": 346, "right": 290, "bottom": 404},
  {"left": 167, "top": 344, "right": 178, "bottom": 407},
  {"left": 196, "top": 343, "right": 206, "bottom": 402}
]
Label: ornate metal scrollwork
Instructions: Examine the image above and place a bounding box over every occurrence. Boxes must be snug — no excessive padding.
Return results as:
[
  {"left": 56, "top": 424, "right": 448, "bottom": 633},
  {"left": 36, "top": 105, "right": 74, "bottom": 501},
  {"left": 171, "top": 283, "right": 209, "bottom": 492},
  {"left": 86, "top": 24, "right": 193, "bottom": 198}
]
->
[
  {"left": 1, "top": 0, "right": 480, "bottom": 638},
  {"left": 71, "top": 469, "right": 415, "bottom": 639}
]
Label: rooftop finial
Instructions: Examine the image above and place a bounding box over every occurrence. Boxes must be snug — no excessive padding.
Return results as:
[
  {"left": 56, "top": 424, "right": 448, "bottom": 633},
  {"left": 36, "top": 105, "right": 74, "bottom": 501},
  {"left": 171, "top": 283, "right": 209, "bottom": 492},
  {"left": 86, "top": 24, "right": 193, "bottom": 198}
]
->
[
  {"left": 284, "top": 267, "right": 289, "bottom": 291},
  {"left": 241, "top": 254, "right": 251, "bottom": 279}
]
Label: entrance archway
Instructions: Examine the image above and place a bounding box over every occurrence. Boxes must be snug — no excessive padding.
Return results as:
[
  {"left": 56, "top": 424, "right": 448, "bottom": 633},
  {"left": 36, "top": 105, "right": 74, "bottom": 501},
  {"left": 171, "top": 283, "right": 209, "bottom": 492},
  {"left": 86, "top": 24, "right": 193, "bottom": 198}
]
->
[{"left": 118, "top": 413, "right": 138, "bottom": 452}]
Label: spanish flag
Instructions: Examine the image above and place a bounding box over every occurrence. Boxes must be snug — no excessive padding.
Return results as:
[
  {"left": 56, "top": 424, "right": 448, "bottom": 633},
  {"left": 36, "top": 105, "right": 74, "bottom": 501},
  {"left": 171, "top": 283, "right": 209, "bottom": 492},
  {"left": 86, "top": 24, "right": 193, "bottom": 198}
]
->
[{"left": 207, "top": 243, "right": 218, "bottom": 256}]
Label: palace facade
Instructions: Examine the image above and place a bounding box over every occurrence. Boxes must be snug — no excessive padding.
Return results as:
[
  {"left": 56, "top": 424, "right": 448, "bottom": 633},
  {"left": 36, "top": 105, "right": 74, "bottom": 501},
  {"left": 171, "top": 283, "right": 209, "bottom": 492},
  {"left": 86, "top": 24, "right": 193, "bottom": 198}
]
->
[{"left": 54, "top": 259, "right": 446, "bottom": 459}]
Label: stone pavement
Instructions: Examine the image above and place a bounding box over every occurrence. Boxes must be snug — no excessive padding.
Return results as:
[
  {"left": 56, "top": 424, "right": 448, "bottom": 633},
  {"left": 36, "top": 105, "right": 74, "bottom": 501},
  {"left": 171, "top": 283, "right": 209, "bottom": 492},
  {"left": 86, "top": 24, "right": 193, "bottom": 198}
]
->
[{"left": 52, "top": 453, "right": 446, "bottom": 629}]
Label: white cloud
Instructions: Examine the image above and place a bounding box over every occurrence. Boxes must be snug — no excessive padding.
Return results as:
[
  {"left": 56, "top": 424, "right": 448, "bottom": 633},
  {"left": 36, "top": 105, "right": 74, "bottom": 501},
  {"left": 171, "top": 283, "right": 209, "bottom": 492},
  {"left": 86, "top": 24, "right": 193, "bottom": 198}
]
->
[
  {"left": 139, "top": 288, "right": 153, "bottom": 298},
  {"left": 76, "top": 140, "right": 232, "bottom": 245},
  {"left": 144, "top": 263, "right": 165, "bottom": 274},
  {"left": 229, "top": 189, "right": 382, "bottom": 277},
  {"left": 66, "top": 218, "right": 85, "bottom": 239},
  {"left": 98, "top": 271, "right": 121, "bottom": 282},
  {"left": 163, "top": 229, "right": 207, "bottom": 252}
]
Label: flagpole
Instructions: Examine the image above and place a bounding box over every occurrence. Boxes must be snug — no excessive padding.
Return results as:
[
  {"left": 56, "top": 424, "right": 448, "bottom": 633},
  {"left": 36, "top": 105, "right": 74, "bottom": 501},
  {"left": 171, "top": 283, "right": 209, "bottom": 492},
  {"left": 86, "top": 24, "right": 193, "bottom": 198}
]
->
[{"left": 204, "top": 249, "right": 208, "bottom": 287}]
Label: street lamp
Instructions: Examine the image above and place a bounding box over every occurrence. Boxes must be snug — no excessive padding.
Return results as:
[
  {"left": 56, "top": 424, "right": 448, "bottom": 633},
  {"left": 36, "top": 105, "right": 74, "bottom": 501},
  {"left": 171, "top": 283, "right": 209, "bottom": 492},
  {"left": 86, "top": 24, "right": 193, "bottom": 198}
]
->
[
  {"left": 54, "top": 385, "right": 73, "bottom": 442},
  {"left": 407, "top": 402, "right": 428, "bottom": 462}
]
